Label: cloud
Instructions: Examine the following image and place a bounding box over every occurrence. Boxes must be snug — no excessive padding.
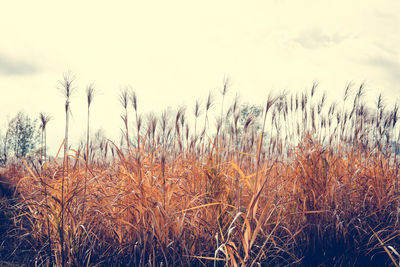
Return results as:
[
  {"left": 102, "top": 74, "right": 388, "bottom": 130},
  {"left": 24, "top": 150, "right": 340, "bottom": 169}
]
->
[
  {"left": 368, "top": 56, "right": 400, "bottom": 84},
  {"left": 294, "top": 28, "right": 347, "bottom": 49},
  {"left": 0, "top": 55, "right": 39, "bottom": 75}
]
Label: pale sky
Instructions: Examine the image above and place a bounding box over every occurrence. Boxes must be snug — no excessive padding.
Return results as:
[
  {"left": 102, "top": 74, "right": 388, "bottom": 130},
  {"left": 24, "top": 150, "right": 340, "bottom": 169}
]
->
[{"left": 1, "top": 0, "right": 399, "bottom": 155}]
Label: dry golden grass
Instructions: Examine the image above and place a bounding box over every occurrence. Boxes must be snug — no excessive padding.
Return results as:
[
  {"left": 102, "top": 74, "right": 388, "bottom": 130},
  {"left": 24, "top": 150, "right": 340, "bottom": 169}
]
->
[{"left": 1, "top": 82, "right": 400, "bottom": 266}]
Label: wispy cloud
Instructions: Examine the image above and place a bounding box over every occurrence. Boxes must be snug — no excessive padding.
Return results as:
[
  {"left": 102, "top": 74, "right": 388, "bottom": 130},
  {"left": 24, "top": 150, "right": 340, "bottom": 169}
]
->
[
  {"left": 0, "top": 55, "right": 38, "bottom": 75},
  {"left": 293, "top": 28, "right": 347, "bottom": 49}
]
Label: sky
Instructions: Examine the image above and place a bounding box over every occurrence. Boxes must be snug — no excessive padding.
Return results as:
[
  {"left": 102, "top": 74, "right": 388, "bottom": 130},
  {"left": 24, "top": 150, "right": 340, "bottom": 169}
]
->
[{"left": 0, "top": 0, "right": 399, "bottom": 156}]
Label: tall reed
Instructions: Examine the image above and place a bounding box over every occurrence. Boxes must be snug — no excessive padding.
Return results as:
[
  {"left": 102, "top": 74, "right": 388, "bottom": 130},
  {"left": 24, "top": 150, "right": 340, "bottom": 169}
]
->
[
  {"left": 83, "top": 83, "right": 95, "bottom": 217},
  {"left": 58, "top": 71, "right": 76, "bottom": 267}
]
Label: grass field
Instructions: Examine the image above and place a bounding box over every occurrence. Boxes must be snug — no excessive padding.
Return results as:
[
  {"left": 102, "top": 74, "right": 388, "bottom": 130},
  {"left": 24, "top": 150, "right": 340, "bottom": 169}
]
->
[{"left": 1, "top": 82, "right": 400, "bottom": 266}]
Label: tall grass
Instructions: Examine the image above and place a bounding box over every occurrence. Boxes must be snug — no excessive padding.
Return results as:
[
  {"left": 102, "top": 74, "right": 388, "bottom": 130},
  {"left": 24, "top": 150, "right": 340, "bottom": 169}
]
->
[
  {"left": 83, "top": 83, "right": 95, "bottom": 218},
  {"left": 2, "top": 80, "right": 400, "bottom": 266},
  {"left": 58, "top": 71, "right": 76, "bottom": 267},
  {"left": 39, "top": 112, "right": 52, "bottom": 264}
]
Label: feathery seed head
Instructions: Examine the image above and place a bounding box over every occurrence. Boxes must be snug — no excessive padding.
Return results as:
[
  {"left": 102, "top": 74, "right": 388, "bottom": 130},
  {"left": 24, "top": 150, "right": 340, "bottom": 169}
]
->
[
  {"left": 86, "top": 83, "right": 96, "bottom": 108},
  {"left": 205, "top": 91, "right": 215, "bottom": 111},
  {"left": 221, "top": 76, "right": 230, "bottom": 96},
  {"left": 58, "top": 71, "right": 76, "bottom": 99},
  {"left": 39, "top": 112, "right": 52, "bottom": 131},
  {"left": 194, "top": 99, "right": 202, "bottom": 118},
  {"left": 119, "top": 88, "right": 129, "bottom": 110},
  {"left": 131, "top": 90, "right": 137, "bottom": 111}
]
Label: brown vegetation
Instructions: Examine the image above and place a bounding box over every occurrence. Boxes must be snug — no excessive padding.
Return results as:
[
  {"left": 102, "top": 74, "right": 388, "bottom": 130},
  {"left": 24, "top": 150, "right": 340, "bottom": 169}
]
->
[{"left": 1, "top": 81, "right": 400, "bottom": 266}]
